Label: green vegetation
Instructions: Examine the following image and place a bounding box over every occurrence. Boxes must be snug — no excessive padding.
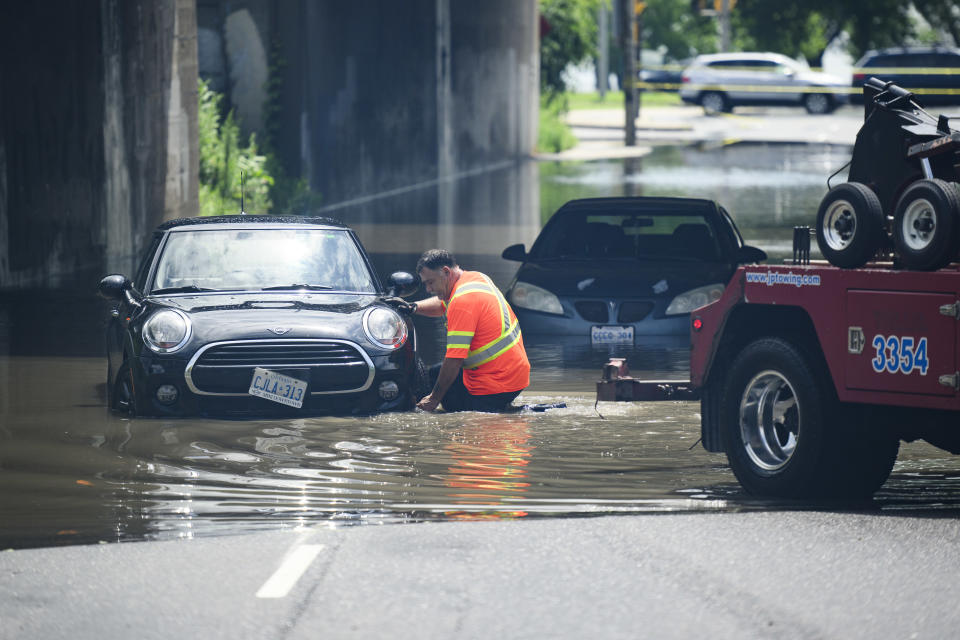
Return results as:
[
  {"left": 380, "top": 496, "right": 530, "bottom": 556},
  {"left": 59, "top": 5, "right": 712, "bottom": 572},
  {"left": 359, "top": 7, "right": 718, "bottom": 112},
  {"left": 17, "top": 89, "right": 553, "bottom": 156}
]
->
[
  {"left": 197, "top": 48, "right": 321, "bottom": 218},
  {"left": 197, "top": 78, "right": 273, "bottom": 216},
  {"left": 733, "top": 0, "right": 960, "bottom": 65},
  {"left": 540, "top": 0, "right": 604, "bottom": 104},
  {"left": 538, "top": 97, "right": 578, "bottom": 153}
]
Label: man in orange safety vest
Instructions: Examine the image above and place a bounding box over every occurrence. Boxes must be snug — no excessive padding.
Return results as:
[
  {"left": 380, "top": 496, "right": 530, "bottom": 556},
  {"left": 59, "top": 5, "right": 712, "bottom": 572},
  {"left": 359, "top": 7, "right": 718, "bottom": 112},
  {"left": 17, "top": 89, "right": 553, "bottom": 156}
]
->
[{"left": 407, "top": 249, "right": 529, "bottom": 412}]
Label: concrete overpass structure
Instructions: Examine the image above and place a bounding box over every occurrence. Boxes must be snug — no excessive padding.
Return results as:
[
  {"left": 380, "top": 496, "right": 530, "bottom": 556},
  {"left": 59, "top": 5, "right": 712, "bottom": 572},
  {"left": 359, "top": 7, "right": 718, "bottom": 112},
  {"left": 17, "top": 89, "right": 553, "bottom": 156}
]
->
[{"left": 0, "top": 0, "right": 539, "bottom": 289}]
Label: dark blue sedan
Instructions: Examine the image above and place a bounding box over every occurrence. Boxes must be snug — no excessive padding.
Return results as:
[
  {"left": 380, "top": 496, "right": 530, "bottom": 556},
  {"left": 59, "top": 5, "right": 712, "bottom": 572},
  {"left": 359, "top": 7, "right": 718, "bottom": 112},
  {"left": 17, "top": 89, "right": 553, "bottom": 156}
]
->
[{"left": 501, "top": 197, "right": 765, "bottom": 344}]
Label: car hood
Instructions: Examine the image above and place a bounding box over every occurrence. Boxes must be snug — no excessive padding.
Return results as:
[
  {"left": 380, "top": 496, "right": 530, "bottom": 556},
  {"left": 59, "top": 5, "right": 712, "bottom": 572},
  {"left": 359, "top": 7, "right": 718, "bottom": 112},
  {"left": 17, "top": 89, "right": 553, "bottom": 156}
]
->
[
  {"left": 798, "top": 70, "right": 847, "bottom": 86},
  {"left": 511, "top": 260, "right": 732, "bottom": 298},
  {"left": 143, "top": 292, "right": 384, "bottom": 346}
]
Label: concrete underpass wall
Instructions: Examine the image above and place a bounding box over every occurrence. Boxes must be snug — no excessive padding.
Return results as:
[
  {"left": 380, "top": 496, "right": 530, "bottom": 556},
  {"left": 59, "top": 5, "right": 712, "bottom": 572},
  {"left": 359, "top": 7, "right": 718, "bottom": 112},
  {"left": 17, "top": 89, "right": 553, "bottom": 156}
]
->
[
  {"left": 200, "top": 0, "right": 538, "bottom": 210},
  {"left": 302, "top": 0, "right": 539, "bottom": 206},
  {"left": 0, "top": 0, "right": 198, "bottom": 290}
]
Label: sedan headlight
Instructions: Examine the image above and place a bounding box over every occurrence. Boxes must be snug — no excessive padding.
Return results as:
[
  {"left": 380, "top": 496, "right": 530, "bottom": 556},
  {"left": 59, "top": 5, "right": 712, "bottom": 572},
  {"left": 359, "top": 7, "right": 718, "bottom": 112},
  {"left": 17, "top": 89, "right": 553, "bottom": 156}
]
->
[
  {"left": 363, "top": 307, "right": 407, "bottom": 349},
  {"left": 665, "top": 283, "right": 725, "bottom": 316},
  {"left": 509, "top": 281, "right": 563, "bottom": 315},
  {"left": 142, "top": 309, "right": 192, "bottom": 353}
]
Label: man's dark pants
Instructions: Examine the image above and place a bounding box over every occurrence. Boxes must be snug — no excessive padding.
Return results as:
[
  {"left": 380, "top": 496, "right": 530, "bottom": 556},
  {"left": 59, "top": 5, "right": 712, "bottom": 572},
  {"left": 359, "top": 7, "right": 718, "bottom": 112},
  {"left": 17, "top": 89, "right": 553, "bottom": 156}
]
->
[{"left": 428, "top": 364, "right": 521, "bottom": 412}]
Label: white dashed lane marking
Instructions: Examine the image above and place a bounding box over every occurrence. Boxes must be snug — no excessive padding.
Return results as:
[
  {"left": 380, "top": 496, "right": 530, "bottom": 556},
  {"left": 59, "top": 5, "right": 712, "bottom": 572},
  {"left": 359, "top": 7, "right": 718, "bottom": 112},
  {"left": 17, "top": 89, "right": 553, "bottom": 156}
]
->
[{"left": 255, "top": 544, "right": 325, "bottom": 599}]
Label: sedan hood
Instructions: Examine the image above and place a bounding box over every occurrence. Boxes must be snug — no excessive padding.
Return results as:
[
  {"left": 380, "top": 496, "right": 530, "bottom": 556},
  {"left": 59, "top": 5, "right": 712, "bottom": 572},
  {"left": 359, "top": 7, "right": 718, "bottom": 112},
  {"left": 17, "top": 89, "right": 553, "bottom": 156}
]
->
[{"left": 512, "top": 260, "right": 732, "bottom": 298}]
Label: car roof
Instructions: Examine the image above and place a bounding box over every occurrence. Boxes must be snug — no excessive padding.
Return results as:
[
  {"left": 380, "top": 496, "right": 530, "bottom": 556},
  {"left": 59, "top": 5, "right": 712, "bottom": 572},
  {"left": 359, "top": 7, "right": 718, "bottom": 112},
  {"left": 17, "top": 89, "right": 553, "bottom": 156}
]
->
[
  {"left": 856, "top": 44, "right": 960, "bottom": 63},
  {"left": 157, "top": 215, "right": 348, "bottom": 232},
  {"left": 693, "top": 52, "right": 793, "bottom": 64},
  {"left": 552, "top": 196, "right": 719, "bottom": 216}
]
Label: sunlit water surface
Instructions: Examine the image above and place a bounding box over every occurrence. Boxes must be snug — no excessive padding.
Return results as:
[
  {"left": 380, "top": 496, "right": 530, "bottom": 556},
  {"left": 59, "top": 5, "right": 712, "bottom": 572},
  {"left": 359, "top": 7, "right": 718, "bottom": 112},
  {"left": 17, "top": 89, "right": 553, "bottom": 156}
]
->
[{"left": 2, "top": 142, "right": 959, "bottom": 549}]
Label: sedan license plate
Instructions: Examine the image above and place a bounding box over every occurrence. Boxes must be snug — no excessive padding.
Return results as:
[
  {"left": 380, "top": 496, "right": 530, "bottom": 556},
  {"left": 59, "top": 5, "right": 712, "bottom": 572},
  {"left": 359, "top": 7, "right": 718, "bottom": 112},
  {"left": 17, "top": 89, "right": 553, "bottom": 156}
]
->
[
  {"left": 591, "top": 325, "right": 634, "bottom": 345},
  {"left": 249, "top": 367, "right": 308, "bottom": 408}
]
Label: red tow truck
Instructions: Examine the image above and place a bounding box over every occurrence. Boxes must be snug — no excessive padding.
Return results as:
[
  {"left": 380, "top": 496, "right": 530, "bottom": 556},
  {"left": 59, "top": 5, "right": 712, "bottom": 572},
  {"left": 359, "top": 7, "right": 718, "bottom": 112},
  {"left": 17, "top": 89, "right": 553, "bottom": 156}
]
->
[
  {"left": 599, "top": 261, "right": 960, "bottom": 499},
  {"left": 598, "top": 79, "right": 960, "bottom": 499}
]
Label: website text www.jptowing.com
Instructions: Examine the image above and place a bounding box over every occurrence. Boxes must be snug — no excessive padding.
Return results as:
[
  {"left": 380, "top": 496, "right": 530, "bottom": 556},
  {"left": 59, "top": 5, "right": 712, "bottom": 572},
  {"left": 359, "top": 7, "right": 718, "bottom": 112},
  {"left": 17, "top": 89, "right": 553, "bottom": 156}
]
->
[{"left": 745, "top": 270, "right": 822, "bottom": 288}]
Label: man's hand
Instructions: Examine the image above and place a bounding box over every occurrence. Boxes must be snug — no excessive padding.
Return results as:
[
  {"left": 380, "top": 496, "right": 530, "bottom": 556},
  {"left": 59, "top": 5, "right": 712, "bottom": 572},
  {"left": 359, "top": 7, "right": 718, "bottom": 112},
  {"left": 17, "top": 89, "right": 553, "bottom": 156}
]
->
[
  {"left": 417, "top": 393, "right": 440, "bottom": 412},
  {"left": 383, "top": 297, "right": 416, "bottom": 315}
]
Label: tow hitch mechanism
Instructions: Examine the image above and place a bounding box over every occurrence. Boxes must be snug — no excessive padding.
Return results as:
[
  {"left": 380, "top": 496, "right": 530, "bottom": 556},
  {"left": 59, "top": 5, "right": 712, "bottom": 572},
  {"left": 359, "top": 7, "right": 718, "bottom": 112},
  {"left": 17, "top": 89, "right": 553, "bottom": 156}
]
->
[{"left": 595, "top": 358, "right": 700, "bottom": 402}]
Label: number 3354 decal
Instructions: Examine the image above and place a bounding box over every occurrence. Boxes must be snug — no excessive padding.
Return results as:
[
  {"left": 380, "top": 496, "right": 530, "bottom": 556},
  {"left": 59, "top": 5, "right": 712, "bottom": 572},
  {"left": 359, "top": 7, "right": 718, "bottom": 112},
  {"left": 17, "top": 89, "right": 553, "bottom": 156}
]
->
[{"left": 871, "top": 335, "right": 929, "bottom": 375}]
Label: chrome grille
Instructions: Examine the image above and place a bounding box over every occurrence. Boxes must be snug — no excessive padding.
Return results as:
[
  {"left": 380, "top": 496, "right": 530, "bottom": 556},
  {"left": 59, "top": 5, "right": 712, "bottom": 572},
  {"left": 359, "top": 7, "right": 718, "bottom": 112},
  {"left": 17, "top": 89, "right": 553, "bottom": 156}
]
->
[
  {"left": 197, "top": 341, "right": 364, "bottom": 367},
  {"left": 185, "top": 339, "right": 374, "bottom": 396}
]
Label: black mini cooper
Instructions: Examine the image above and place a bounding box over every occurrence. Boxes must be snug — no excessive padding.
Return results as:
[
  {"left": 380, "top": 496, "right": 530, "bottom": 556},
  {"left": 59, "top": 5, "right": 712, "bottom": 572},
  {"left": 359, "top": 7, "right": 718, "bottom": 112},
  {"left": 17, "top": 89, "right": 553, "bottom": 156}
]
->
[{"left": 99, "top": 216, "right": 423, "bottom": 417}]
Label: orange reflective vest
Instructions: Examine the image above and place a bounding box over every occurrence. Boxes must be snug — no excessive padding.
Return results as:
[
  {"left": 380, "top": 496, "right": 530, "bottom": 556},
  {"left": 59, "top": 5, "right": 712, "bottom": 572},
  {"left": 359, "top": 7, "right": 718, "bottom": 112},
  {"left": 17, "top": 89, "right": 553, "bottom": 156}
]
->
[{"left": 441, "top": 271, "right": 530, "bottom": 395}]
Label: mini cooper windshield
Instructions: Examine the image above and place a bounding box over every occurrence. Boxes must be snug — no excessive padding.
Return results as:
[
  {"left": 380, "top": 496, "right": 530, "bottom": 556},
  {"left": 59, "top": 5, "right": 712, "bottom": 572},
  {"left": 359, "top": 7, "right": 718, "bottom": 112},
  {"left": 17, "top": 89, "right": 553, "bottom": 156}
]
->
[{"left": 151, "top": 228, "right": 377, "bottom": 294}]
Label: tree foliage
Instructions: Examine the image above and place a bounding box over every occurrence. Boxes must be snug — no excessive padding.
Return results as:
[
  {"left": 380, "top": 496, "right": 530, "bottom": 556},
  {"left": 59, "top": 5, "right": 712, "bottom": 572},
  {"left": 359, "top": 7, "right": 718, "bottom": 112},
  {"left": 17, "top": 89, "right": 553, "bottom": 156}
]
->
[
  {"left": 732, "top": 1, "right": 958, "bottom": 65},
  {"left": 540, "top": 0, "right": 604, "bottom": 100},
  {"left": 198, "top": 78, "right": 273, "bottom": 217},
  {"left": 641, "top": 0, "right": 718, "bottom": 61}
]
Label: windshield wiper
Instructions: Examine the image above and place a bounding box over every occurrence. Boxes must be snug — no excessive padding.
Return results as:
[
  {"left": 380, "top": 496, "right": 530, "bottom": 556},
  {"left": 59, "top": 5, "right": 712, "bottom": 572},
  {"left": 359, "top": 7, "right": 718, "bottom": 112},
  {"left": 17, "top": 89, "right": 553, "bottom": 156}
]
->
[
  {"left": 261, "top": 284, "right": 335, "bottom": 291},
  {"left": 151, "top": 285, "right": 219, "bottom": 295}
]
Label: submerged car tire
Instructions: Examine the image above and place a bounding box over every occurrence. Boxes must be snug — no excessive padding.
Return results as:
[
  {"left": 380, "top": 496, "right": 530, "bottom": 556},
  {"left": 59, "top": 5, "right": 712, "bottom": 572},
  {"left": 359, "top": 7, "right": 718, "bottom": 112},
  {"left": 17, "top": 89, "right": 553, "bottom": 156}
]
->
[
  {"left": 700, "top": 91, "right": 730, "bottom": 114},
  {"left": 816, "top": 182, "right": 884, "bottom": 268},
  {"left": 410, "top": 356, "right": 431, "bottom": 407},
  {"left": 803, "top": 92, "right": 833, "bottom": 114},
  {"left": 111, "top": 361, "right": 138, "bottom": 416},
  {"left": 719, "top": 337, "right": 897, "bottom": 499},
  {"left": 892, "top": 179, "right": 960, "bottom": 271}
]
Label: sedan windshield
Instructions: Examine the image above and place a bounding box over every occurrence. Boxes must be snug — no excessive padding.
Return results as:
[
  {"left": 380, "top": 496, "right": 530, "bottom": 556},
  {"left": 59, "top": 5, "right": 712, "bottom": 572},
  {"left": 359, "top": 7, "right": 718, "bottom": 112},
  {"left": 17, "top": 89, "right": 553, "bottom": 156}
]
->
[
  {"left": 151, "top": 228, "right": 377, "bottom": 293},
  {"left": 532, "top": 211, "right": 722, "bottom": 262}
]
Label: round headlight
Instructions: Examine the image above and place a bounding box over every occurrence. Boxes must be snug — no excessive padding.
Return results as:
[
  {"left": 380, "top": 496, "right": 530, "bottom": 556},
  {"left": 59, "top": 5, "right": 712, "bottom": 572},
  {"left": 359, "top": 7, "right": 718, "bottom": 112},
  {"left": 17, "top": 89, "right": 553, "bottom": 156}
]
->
[
  {"left": 142, "top": 309, "right": 192, "bottom": 353},
  {"left": 363, "top": 307, "right": 408, "bottom": 349}
]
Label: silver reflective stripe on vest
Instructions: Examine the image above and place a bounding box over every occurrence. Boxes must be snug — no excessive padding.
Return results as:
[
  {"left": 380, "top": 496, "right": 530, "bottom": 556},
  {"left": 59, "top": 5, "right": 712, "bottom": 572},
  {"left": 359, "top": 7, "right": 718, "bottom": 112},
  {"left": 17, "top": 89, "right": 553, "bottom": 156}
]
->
[
  {"left": 463, "top": 320, "right": 522, "bottom": 369},
  {"left": 451, "top": 278, "right": 510, "bottom": 332},
  {"left": 446, "top": 333, "right": 473, "bottom": 348}
]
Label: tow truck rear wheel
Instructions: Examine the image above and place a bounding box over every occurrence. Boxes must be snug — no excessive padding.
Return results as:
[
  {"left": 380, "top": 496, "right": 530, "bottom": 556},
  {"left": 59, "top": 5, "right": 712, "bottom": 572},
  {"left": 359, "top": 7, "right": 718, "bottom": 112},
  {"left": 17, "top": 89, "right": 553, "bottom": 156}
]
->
[
  {"left": 816, "top": 182, "right": 884, "bottom": 269},
  {"left": 720, "top": 337, "right": 896, "bottom": 499},
  {"left": 892, "top": 179, "right": 960, "bottom": 271}
]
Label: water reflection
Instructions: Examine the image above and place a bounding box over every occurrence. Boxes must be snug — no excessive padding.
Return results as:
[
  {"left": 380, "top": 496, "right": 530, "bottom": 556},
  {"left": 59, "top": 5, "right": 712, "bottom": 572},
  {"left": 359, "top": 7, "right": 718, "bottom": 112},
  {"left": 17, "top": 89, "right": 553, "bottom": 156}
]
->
[
  {"left": 442, "top": 416, "right": 532, "bottom": 520},
  {"left": 2, "top": 143, "right": 959, "bottom": 550}
]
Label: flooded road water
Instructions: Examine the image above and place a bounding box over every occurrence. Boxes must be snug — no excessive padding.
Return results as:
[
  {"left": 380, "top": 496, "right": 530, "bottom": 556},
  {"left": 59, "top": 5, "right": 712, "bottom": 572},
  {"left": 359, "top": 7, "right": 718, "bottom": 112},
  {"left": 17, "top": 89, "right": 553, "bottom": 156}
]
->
[{"left": 3, "top": 142, "right": 959, "bottom": 549}]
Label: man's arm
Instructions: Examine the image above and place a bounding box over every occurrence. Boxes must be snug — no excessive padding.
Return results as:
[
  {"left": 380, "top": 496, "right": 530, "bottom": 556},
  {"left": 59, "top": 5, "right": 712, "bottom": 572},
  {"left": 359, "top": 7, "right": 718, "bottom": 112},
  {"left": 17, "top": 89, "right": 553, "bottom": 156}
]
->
[
  {"left": 413, "top": 296, "right": 445, "bottom": 317},
  {"left": 416, "top": 356, "right": 464, "bottom": 411}
]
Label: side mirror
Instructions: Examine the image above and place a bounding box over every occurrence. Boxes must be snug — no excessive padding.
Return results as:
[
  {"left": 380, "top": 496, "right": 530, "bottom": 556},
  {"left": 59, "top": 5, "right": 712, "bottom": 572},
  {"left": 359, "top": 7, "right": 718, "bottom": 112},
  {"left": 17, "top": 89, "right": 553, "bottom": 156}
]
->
[
  {"left": 501, "top": 244, "right": 527, "bottom": 262},
  {"left": 737, "top": 245, "right": 767, "bottom": 264},
  {"left": 387, "top": 271, "right": 418, "bottom": 298},
  {"left": 98, "top": 274, "right": 131, "bottom": 300}
]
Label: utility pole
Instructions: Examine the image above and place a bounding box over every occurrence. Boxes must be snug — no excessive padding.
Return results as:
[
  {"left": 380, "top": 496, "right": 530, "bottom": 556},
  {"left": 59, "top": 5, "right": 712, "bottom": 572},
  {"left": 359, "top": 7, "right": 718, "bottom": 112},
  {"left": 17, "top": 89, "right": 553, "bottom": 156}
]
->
[
  {"left": 719, "top": 0, "right": 731, "bottom": 52},
  {"left": 597, "top": 3, "right": 609, "bottom": 98},
  {"left": 618, "top": 0, "right": 636, "bottom": 146},
  {"left": 635, "top": 1, "right": 645, "bottom": 118}
]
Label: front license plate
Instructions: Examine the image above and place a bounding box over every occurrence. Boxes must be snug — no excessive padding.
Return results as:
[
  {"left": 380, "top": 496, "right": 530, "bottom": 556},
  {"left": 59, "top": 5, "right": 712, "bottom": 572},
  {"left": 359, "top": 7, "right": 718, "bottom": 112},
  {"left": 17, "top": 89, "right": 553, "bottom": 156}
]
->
[
  {"left": 249, "top": 367, "right": 308, "bottom": 408},
  {"left": 591, "top": 325, "right": 634, "bottom": 345}
]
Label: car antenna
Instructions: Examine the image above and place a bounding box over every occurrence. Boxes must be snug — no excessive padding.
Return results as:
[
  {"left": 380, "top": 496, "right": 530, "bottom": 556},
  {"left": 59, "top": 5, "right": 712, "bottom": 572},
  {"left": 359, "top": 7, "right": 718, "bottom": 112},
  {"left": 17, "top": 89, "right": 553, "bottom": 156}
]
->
[{"left": 240, "top": 171, "right": 246, "bottom": 215}]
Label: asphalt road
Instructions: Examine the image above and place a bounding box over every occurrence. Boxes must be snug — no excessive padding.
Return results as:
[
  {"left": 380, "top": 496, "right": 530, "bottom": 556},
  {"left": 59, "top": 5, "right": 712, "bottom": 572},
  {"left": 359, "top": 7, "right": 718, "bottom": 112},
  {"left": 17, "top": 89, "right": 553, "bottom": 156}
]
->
[{"left": 3, "top": 510, "right": 958, "bottom": 639}]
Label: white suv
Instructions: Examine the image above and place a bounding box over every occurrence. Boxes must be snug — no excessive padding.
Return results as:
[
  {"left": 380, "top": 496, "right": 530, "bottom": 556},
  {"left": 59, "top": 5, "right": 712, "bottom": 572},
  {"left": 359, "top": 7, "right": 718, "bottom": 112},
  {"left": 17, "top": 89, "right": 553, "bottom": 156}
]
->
[{"left": 679, "top": 52, "right": 849, "bottom": 114}]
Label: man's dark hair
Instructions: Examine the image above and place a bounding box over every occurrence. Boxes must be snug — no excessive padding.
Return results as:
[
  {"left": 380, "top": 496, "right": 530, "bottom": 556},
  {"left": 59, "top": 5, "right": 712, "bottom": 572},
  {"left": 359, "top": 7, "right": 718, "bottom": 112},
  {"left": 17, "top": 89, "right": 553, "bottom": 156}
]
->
[{"left": 416, "top": 249, "right": 457, "bottom": 273}]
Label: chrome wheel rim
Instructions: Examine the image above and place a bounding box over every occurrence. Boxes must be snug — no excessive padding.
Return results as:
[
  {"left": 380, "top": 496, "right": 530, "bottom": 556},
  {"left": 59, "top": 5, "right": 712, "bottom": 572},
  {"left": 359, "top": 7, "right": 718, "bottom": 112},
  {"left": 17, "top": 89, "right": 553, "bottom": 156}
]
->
[
  {"left": 901, "top": 197, "right": 936, "bottom": 251},
  {"left": 822, "top": 199, "right": 857, "bottom": 250},
  {"left": 702, "top": 93, "right": 724, "bottom": 113},
  {"left": 739, "top": 370, "right": 799, "bottom": 471},
  {"left": 806, "top": 94, "right": 828, "bottom": 113}
]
